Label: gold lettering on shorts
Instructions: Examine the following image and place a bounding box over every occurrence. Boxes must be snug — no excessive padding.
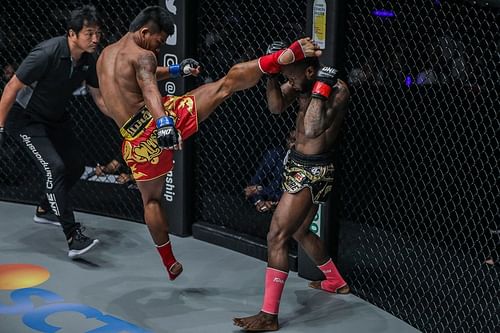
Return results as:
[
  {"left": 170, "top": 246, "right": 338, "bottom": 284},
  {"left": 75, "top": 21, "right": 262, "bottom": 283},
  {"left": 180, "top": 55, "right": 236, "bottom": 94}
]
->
[
  {"left": 126, "top": 111, "right": 152, "bottom": 136},
  {"left": 121, "top": 110, "right": 153, "bottom": 138}
]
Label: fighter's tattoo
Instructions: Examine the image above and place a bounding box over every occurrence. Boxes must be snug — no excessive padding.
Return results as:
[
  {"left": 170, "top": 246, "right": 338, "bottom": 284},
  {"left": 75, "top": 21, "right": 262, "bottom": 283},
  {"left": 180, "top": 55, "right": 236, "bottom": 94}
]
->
[
  {"left": 304, "top": 98, "right": 328, "bottom": 136},
  {"left": 305, "top": 84, "right": 349, "bottom": 137},
  {"left": 136, "top": 53, "right": 157, "bottom": 84}
]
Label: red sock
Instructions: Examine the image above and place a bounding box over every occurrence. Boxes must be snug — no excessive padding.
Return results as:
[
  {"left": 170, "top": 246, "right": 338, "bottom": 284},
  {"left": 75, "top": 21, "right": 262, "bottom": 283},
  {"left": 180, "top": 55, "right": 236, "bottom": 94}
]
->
[
  {"left": 261, "top": 267, "right": 288, "bottom": 315},
  {"left": 317, "top": 259, "right": 346, "bottom": 291},
  {"left": 156, "top": 241, "right": 182, "bottom": 280},
  {"left": 258, "top": 40, "right": 306, "bottom": 74}
]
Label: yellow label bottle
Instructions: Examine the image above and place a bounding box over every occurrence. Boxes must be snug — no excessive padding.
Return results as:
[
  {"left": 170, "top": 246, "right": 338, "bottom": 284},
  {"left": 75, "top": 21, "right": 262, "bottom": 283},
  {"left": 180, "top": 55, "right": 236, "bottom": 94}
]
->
[{"left": 313, "top": 0, "right": 327, "bottom": 49}]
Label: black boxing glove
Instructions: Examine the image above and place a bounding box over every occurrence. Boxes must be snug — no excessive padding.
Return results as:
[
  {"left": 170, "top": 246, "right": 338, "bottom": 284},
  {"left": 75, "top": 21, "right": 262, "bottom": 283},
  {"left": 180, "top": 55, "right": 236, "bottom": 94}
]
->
[
  {"left": 266, "top": 41, "right": 287, "bottom": 55},
  {"left": 168, "top": 58, "right": 200, "bottom": 78},
  {"left": 266, "top": 41, "right": 288, "bottom": 79},
  {"left": 311, "top": 66, "right": 340, "bottom": 100},
  {"left": 156, "top": 116, "right": 179, "bottom": 149}
]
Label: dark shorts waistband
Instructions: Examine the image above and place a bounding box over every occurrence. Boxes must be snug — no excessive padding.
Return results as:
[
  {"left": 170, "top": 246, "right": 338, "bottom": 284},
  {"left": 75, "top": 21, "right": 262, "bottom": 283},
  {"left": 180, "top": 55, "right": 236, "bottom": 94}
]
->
[
  {"left": 288, "top": 149, "right": 334, "bottom": 166},
  {"left": 120, "top": 106, "right": 152, "bottom": 139}
]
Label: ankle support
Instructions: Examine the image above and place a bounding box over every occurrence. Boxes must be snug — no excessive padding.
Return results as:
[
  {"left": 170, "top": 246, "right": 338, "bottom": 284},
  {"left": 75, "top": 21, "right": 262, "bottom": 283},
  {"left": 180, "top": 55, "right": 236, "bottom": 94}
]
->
[{"left": 156, "top": 241, "right": 180, "bottom": 280}]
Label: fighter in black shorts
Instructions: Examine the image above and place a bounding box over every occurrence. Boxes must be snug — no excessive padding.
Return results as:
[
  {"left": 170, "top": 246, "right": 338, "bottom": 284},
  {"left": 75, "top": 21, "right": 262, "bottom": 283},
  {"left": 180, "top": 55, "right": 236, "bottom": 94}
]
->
[{"left": 234, "top": 44, "right": 351, "bottom": 331}]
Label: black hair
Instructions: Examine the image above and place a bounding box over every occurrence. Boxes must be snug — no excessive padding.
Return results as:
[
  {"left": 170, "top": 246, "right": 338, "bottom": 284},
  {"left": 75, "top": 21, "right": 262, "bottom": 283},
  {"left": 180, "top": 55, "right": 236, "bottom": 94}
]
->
[
  {"left": 66, "top": 5, "right": 100, "bottom": 35},
  {"left": 129, "top": 6, "right": 175, "bottom": 35},
  {"left": 282, "top": 56, "right": 320, "bottom": 74},
  {"left": 296, "top": 57, "right": 320, "bottom": 71}
]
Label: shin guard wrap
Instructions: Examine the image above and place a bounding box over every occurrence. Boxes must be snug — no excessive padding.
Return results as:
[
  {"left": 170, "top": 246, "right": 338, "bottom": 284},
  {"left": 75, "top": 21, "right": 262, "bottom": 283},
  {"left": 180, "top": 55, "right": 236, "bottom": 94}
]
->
[
  {"left": 258, "top": 40, "right": 306, "bottom": 74},
  {"left": 261, "top": 267, "right": 288, "bottom": 315}
]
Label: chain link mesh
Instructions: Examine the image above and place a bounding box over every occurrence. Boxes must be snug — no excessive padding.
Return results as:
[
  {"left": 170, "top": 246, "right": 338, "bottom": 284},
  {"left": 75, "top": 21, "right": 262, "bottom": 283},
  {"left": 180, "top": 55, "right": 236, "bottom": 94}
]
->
[
  {"left": 0, "top": 0, "right": 157, "bottom": 221},
  {"left": 193, "top": 0, "right": 306, "bottom": 240},
  {"left": 0, "top": 1, "right": 498, "bottom": 331},
  {"left": 339, "top": 1, "right": 499, "bottom": 332}
]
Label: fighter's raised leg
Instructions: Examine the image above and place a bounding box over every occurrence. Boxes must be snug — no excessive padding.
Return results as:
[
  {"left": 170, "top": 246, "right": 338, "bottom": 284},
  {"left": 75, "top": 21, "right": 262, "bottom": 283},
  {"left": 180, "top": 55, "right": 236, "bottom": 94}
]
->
[{"left": 190, "top": 38, "right": 321, "bottom": 122}]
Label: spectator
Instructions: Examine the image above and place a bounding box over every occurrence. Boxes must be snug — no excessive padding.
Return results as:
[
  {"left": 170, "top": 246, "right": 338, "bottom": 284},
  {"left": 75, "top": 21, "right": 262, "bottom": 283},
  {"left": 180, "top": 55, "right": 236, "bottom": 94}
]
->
[
  {"left": 94, "top": 158, "right": 135, "bottom": 185},
  {"left": 244, "top": 130, "right": 295, "bottom": 213},
  {"left": 0, "top": 63, "right": 16, "bottom": 94}
]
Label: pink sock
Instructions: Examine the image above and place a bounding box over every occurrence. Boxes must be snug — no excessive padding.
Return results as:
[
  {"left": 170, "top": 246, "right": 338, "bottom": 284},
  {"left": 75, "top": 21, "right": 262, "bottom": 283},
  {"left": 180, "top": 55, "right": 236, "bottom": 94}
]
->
[
  {"left": 261, "top": 267, "right": 288, "bottom": 315},
  {"left": 317, "top": 259, "right": 346, "bottom": 291},
  {"left": 258, "top": 40, "right": 306, "bottom": 74},
  {"left": 156, "top": 241, "right": 181, "bottom": 280}
]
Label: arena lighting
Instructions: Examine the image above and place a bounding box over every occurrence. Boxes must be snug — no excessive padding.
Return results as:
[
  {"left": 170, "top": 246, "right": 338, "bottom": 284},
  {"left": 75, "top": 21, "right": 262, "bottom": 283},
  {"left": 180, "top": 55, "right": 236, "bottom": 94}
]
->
[
  {"left": 371, "top": 9, "right": 396, "bottom": 17},
  {"left": 405, "top": 75, "right": 413, "bottom": 87},
  {"left": 465, "top": 0, "right": 500, "bottom": 8}
]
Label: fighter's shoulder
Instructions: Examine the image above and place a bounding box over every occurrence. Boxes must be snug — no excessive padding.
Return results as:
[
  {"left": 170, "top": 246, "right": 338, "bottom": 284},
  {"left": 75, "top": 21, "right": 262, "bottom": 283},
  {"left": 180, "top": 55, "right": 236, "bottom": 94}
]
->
[
  {"left": 132, "top": 49, "right": 157, "bottom": 67},
  {"left": 100, "top": 42, "right": 118, "bottom": 55}
]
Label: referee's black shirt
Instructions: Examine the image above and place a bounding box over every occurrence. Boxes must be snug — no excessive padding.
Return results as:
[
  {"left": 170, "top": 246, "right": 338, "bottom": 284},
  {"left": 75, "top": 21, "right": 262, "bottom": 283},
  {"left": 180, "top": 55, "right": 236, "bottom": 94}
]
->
[{"left": 11, "top": 35, "right": 99, "bottom": 124}]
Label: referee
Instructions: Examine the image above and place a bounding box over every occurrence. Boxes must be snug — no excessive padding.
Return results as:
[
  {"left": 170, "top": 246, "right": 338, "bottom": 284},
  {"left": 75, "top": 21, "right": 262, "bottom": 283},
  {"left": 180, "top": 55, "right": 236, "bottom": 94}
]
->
[{"left": 0, "top": 6, "right": 109, "bottom": 258}]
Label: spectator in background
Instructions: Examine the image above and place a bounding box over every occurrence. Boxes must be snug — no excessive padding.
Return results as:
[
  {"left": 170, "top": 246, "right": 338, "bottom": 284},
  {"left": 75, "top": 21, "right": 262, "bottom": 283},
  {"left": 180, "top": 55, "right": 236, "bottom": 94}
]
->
[
  {"left": 348, "top": 61, "right": 384, "bottom": 87},
  {"left": 0, "top": 63, "right": 16, "bottom": 94},
  {"left": 3, "top": 63, "right": 15, "bottom": 81},
  {"left": 484, "top": 223, "right": 499, "bottom": 266},
  {"left": 244, "top": 130, "right": 296, "bottom": 213},
  {"left": 484, "top": 246, "right": 498, "bottom": 266},
  {"left": 94, "top": 158, "right": 135, "bottom": 186},
  {"left": 0, "top": 5, "right": 108, "bottom": 259}
]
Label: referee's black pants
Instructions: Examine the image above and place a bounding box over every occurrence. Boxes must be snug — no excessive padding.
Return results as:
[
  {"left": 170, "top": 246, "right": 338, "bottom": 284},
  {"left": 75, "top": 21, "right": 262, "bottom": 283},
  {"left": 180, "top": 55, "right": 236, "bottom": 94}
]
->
[{"left": 10, "top": 121, "right": 84, "bottom": 238}]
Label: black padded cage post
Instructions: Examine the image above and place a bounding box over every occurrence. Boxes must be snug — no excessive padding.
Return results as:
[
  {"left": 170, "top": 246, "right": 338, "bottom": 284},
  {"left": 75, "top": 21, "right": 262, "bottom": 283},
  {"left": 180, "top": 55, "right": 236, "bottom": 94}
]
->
[
  {"left": 157, "top": 0, "right": 199, "bottom": 236},
  {"left": 298, "top": 0, "right": 349, "bottom": 281}
]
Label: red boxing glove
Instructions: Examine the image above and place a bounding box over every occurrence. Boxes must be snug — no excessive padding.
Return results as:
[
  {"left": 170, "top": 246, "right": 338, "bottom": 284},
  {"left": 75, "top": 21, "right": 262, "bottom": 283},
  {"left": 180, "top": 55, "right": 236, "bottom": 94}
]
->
[
  {"left": 258, "top": 40, "right": 306, "bottom": 74},
  {"left": 311, "top": 82, "right": 333, "bottom": 100},
  {"left": 311, "top": 66, "right": 339, "bottom": 100}
]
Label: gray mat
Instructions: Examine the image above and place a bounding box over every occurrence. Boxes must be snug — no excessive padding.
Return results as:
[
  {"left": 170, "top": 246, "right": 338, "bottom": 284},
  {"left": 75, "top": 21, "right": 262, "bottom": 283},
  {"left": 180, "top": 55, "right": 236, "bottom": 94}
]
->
[{"left": 0, "top": 201, "right": 419, "bottom": 333}]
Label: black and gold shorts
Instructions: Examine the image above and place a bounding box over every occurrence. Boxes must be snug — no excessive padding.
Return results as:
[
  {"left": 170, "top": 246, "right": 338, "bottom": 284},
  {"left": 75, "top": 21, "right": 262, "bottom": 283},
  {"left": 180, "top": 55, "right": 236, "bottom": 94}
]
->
[{"left": 282, "top": 149, "right": 335, "bottom": 204}]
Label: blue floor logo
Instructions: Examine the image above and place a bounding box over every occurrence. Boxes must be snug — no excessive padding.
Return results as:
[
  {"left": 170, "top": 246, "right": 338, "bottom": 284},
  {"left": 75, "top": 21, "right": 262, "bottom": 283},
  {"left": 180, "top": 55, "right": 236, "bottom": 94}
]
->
[{"left": 0, "top": 263, "right": 151, "bottom": 333}]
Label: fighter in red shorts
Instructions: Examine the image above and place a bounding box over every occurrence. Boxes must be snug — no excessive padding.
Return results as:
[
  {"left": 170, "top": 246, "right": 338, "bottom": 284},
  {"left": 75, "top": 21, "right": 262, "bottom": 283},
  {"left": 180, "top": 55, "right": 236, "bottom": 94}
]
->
[
  {"left": 120, "top": 95, "right": 198, "bottom": 182},
  {"left": 96, "top": 6, "right": 321, "bottom": 280}
]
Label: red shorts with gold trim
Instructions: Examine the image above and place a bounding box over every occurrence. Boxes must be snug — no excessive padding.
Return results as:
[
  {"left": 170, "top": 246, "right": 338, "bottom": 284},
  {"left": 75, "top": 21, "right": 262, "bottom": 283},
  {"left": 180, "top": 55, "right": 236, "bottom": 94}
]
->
[{"left": 120, "top": 95, "right": 198, "bottom": 181}]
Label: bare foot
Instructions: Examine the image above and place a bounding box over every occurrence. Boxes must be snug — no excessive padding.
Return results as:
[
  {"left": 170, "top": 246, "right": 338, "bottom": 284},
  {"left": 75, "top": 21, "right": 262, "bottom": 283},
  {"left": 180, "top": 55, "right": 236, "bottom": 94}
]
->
[
  {"left": 167, "top": 261, "right": 183, "bottom": 281},
  {"left": 309, "top": 280, "right": 350, "bottom": 294},
  {"left": 233, "top": 311, "right": 279, "bottom": 331}
]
